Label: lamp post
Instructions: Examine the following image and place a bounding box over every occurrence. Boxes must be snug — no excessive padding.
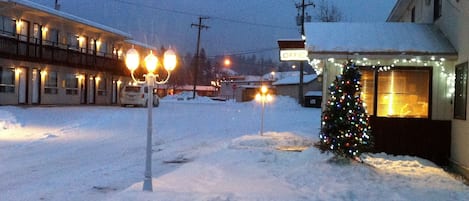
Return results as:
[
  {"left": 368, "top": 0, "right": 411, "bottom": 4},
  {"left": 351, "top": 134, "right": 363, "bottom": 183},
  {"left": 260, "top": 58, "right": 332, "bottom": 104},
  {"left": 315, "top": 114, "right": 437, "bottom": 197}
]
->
[
  {"left": 255, "top": 85, "right": 273, "bottom": 136},
  {"left": 125, "top": 47, "right": 177, "bottom": 192}
]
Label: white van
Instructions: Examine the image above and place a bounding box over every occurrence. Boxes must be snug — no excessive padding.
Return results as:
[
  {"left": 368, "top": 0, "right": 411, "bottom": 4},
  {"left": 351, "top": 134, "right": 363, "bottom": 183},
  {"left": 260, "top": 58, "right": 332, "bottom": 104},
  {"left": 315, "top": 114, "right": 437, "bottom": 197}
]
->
[{"left": 119, "top": 85, "right": 160, "bottom": 107}]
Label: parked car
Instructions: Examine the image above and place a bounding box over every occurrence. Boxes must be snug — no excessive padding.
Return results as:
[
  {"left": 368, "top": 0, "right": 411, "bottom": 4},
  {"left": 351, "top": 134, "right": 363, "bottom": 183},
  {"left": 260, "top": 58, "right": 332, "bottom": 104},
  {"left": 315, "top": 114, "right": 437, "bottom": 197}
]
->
[{"left": 120, "top": 85, "right": 159, "bottom": 107}]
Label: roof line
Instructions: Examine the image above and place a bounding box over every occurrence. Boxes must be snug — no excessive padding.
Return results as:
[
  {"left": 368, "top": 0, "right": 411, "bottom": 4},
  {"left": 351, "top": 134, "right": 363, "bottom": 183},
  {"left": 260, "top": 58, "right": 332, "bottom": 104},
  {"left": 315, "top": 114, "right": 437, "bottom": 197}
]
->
[
  {"left": 8, "top": 0, "right": 132, "bottom": 38},
  {"left": 309, "top": 51, "right": 458, "bottom": 58}
]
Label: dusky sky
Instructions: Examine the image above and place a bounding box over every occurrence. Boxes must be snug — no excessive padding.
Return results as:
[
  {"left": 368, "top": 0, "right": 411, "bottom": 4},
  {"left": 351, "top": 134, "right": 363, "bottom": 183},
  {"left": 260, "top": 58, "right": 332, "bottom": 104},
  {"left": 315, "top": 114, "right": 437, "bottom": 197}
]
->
[{"left": 30, "top": 0, "right": 397, "bottom": 60}]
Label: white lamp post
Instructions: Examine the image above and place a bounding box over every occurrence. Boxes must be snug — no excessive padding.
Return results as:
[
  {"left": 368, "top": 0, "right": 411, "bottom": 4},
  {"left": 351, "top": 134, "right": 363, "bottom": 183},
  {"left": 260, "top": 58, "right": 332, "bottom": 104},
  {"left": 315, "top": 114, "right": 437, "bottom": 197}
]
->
[
  {"left": 255, "top": 85, "right": 273, "bottom": 136},
  {"left": 125, "top": 47, "right": 177, "bottom": 192}
]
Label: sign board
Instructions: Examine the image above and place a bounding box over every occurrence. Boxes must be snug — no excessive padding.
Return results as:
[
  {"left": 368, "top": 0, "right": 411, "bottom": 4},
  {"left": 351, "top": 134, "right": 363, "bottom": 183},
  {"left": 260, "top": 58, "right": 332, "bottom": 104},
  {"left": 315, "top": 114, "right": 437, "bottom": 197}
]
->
[
  {"left": 277, "top": 40, "right": 305, "bottom": 49},
  {"left": 277, "top": 39, "right": 308, "bottom": 61},
  {"left": 279, "top": 49, "right": 308, "bottom": 61}
]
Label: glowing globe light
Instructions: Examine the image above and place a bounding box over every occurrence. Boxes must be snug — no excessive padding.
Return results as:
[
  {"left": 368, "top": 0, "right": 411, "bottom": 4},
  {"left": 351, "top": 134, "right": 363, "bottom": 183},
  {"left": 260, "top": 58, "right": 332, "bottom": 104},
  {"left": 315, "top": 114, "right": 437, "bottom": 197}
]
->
[
  {"left": 163, "top": 49, "right": 177, "bottom": 71},
  {"left": 144, "top": 51, "right": 158, "bottom": 73},
  {"left": 125, "top": 48, "right": 140, "bottom": 71}
]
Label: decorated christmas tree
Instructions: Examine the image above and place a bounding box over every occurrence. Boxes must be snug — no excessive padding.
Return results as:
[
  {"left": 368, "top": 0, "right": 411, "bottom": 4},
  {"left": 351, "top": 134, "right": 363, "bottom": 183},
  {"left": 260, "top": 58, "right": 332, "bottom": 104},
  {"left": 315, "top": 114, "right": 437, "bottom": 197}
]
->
[{"left": 318, "top": 61, "right": 373, "bottom": 160}]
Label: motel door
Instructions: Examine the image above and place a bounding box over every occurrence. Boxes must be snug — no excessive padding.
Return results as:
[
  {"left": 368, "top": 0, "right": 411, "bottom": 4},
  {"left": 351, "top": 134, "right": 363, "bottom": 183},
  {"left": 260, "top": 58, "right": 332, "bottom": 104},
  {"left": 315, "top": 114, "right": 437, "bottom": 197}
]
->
[
  {"left": 31, "top": 69, "right": 40, "bottom": 104},
  {"left": 111, "top": 79, "right": 118, "bottom": 104},
  {"left": 88, "top": 75, "right": 95, "bottom": 104},
  {"left": 18, "top": 68, "right": 27, "bottom": 104},
  {"left": 80, "top": 77, "right": 85, "bottom": 104}
]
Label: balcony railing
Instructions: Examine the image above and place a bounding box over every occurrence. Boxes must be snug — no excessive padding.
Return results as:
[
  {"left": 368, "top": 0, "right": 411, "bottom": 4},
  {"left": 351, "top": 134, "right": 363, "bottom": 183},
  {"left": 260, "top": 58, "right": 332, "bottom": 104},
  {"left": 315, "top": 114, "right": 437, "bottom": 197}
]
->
[{"left": 0, "top": 34, "right": 127, "bottom": 75}]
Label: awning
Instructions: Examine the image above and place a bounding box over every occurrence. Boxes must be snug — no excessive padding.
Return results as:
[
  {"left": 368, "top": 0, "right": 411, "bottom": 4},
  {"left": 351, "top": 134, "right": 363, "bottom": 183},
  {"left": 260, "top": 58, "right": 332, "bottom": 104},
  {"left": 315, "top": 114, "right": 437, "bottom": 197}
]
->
[{"left": 305, "top": 22, "right": 457, "bottom": 59}]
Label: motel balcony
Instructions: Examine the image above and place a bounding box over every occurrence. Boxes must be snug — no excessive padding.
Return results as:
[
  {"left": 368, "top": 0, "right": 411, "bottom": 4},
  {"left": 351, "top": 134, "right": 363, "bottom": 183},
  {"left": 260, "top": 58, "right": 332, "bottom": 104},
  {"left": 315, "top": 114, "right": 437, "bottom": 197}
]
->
[{"left": 0, "top": 34, "right": 127, "bottom": 75}]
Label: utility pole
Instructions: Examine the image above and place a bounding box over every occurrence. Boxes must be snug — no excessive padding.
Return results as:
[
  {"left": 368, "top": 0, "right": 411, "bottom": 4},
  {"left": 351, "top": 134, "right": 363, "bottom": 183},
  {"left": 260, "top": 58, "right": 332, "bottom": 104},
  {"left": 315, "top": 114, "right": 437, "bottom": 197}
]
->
[
  {"left": 296, "top": 0, "right": 314, "bottom": 106},
  {"left": 54, "top": 0, "right": 61, "bottom": 10},
  {"left": 191, "top": 16, "right": 209, "bottom": 99}
]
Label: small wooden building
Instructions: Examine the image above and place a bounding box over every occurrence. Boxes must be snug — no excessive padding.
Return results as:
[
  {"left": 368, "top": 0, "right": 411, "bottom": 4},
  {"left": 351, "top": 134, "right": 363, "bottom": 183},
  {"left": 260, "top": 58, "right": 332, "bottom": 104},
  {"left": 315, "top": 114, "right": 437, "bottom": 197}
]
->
[{"left": 305, "top": 22, "right": 457, "bottom": 165}]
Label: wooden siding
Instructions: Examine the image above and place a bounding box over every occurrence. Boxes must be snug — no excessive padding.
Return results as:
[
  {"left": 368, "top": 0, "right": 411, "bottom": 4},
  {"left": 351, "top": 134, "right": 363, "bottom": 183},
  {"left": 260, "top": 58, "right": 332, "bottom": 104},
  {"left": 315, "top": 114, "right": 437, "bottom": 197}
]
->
[{"left": 371, "top": 117, "right": 451, "bottom": 166}]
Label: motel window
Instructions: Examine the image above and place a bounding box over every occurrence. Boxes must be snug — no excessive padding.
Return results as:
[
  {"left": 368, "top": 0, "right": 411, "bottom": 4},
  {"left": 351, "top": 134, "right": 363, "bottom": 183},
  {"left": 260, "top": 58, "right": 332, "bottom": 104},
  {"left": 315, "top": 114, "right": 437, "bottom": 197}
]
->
[
  {"left": 33, "top": 23, "right": 41, "bottom": 44},
  {"left": 17, "top": 19, "right": 29, "bottom": 42},
  {"left": 0, "top": 67, "right": 15, "bottom": 93},
  {"left": 47, "top": 28, "right": 59, "bottom": 46},
  {"left": 454, "top": 62, "right": 468, "bottom": 120},
  {"left": 65, "top": 74, "right": 79, "bottom": 95},
  {"left": 97, "top": 78, "right": 107, "bottom": 96},
  {"left": 90, "top": 39, "right": 96, "bottom": 54},
  {"left": 44, "top": 71, "right": 58, "bottom": 94},
  {"left": 98, "top": 41, "right": 107, "bottom": 56},
  {"left": 0, "top": 16, "right": 15, "bottom": 36},
  {"left": 67, "top": 33, "right": 79, "bottom": 50},
  {"left": 360, "top": 67, "right": 431, "bottom": 118}
]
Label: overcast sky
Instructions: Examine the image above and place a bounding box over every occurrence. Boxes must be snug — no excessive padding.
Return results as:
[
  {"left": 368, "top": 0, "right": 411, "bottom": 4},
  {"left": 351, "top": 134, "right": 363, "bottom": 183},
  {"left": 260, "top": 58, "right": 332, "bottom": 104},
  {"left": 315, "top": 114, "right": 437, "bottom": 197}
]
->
[{"left": 31, "top": 0, "right": 397, "bottom": 60}]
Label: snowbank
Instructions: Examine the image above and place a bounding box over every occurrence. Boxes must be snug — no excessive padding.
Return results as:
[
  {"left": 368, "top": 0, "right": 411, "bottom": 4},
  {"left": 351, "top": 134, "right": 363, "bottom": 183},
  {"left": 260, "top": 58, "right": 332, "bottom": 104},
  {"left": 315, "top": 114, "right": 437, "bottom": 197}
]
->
[{"left": 0, "top": 108, "right": 20, "bottom": 130}]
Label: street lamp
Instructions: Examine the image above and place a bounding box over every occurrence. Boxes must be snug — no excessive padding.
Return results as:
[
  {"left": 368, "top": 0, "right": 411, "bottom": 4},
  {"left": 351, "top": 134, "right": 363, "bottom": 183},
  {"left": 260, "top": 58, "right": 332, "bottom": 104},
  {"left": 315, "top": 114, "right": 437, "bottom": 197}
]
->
[
  {"left": 255, "top": 85, "right": 273, "bottom": 136},
  {"left": 224, "top": 57, "right": 231, "bottom": 67},
  {"left": 125, "top": 47, "right": 177, "bottom": 192}
]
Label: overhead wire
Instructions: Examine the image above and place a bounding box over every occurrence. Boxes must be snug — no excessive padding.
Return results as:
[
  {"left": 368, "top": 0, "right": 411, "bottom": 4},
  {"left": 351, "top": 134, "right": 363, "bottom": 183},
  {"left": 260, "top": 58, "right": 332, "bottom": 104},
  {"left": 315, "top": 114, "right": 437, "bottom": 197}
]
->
[
  {"left": 208, "top": 47, "right": 279, "bottom": 58},
  {"left": 112, "top": 0, "right": 296, "bottom": 59},
  {"left": 112, "top": 0, "right": 296, "bottom": 30}
]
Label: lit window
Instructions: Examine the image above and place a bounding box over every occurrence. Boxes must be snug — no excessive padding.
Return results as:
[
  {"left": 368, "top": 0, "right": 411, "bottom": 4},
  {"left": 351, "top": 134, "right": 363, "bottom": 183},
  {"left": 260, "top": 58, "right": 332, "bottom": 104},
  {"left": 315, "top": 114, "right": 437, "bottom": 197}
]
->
[
  {"left": 360, "top": 68, "right": 430, "bottom": 118},
  {"left": 361, "top": 70, "right": 375, "bottom": 114},
  {"left": 377, "top": 69, "right": 430, "bottom": 118}
]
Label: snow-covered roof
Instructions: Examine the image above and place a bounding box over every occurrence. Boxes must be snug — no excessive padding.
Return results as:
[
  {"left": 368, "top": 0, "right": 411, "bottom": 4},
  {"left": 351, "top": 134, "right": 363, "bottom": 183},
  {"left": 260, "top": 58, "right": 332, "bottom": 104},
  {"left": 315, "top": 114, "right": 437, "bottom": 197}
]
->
[
  {"left": 305, "top": 22, "right": 457, "bottom": 58},
  {"left": 172, "top": 85, "right": 217, "bottom": 91},
  {"left": 305, "top": 90, "right": 322, "bottom": 96},
  {"left": 3, "top": 0, "right": 131, "bottom": 38},
  {"left": 262, "top": 71, "right": 301, "bottom": 80},
  {"left": 273, "top": 74, "right": 318, "bottom": 86},
  {"left": 125, "top": 40, "right": 158, "bottom": 50}
]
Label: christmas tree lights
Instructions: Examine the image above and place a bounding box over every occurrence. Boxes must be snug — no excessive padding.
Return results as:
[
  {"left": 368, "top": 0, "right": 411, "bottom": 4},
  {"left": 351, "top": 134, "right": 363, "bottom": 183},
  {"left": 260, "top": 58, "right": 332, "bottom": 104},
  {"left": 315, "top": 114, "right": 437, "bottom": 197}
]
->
[{"left": 318, "top": 61, "right": 373, "bottom": 160}]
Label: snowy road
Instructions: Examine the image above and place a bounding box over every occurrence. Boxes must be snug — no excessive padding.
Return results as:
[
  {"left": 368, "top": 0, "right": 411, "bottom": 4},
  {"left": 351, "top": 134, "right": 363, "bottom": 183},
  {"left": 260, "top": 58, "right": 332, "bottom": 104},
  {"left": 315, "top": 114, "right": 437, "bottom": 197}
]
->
[{"left": 1, "top": 97, "right": 468, "bottom": 201}]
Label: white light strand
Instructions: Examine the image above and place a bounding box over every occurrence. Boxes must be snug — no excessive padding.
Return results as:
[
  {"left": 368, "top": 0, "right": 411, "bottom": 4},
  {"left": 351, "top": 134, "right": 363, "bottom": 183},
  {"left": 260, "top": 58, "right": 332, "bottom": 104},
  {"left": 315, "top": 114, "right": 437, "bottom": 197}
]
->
[{"left": 319, "top": 56, "right": 455, "bottom": 99}]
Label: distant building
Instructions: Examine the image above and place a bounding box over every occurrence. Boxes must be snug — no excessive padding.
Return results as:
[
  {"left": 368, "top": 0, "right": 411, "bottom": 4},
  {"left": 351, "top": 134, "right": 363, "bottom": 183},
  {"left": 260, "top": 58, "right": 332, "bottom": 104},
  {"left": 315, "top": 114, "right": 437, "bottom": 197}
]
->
[
  {"left": 273, "top": 74, "right": 321, "bottom": 101},
  {"left": 219, "top": 75, "right": 271, "bottom": 102}
]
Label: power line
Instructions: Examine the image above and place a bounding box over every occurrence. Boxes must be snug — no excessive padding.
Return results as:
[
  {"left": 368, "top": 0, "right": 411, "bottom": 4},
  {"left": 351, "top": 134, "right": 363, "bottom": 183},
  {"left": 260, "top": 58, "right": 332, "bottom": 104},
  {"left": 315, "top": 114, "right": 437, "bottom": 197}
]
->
[
  {"left": 208, "top": 47, "right": 279, "bottom": 58},
  {"left": 112, "top": 0, "right": 296, "bottom": 30}
]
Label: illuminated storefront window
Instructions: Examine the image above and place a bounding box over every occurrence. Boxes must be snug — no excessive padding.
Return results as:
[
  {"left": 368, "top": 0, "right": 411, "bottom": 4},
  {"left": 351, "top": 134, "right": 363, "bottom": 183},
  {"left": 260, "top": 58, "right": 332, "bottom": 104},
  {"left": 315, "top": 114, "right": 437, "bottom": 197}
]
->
[
  {"left": 361, "top": 70, "right": 375, "bottom": 114},
  {"left": 360, "top": 67, "right": 430, "bottom": 118}
]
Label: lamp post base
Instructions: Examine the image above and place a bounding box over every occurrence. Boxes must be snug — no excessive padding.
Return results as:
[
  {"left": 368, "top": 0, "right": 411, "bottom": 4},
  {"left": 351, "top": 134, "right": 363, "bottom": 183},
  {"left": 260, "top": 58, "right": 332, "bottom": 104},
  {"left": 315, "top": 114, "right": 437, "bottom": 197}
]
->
[{"left": 143, "top": 177, "right": 153, "bottom": 191}]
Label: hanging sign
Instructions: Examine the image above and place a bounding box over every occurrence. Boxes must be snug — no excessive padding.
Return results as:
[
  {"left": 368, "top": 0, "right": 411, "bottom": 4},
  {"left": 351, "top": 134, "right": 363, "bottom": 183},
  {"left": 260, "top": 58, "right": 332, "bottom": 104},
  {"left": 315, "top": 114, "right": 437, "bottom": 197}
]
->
[
  {"left": 277, "top": 39, "right": 308, "bottom": 61},
  {"left": 279, "top": 49, "right": 308, "bottom": 61}
]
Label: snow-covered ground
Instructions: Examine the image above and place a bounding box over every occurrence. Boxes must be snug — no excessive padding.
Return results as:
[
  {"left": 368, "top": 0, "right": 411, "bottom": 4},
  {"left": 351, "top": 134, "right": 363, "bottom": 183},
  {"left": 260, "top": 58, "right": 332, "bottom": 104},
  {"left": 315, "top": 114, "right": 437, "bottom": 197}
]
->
[{"left": 1, "top": 96, "right": 468, "bottom": 201}]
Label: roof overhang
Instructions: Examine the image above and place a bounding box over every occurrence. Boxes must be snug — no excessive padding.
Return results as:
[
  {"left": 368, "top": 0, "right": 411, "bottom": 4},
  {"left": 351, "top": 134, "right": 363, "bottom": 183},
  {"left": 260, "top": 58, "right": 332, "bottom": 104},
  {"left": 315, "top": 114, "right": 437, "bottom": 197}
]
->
[
  {"left": 305, "top": 22, "right": 458, "bottom": 60},
  {"left": 386, "top": 0, "right": 411, "bottom": 22},
  {"left": 277, "top": 39, "right": 305, "bottom": 49}
]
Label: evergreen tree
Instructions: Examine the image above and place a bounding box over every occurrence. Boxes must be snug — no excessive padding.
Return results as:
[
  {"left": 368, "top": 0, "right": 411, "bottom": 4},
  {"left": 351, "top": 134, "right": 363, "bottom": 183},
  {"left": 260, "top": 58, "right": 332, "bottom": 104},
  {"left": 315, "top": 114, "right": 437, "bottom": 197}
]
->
[{"left": 318, "top": 61, "right": 373, "bottom": 160}]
